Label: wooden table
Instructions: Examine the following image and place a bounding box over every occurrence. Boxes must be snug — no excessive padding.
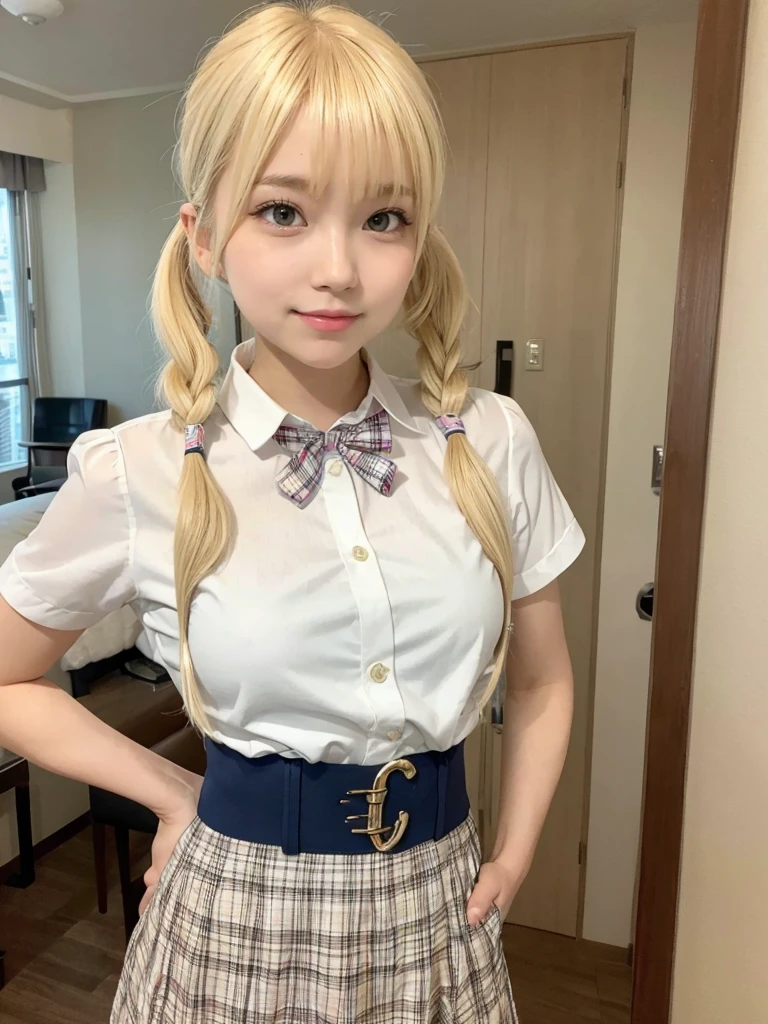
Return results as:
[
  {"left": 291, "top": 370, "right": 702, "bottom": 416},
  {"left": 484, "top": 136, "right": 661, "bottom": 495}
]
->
[
  {"left": 78, "top": 672, "right": 183, "bottom": 746},
  {"left": 0, "top": 752, "right": 35, "bottom": 889},
  {"left": 16, "top": 441, "right": 73, "bottom": 450},
  {"left": 0, "top": 750, "right": 35, "bottom": 990}
]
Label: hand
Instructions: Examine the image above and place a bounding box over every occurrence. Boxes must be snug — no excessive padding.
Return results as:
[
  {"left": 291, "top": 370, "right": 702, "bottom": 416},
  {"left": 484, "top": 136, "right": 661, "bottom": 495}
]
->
[
  {"left": 138, "top": 770, "right": 204, "bottom": 918},
  {"left": 466, "top": 858, "right": 528, "bottom": 928}
]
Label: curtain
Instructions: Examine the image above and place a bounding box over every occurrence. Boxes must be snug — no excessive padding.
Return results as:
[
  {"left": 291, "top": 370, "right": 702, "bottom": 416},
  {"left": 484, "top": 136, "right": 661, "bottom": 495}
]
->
[{"left": 0, "top": 152, "right": 46, "bottom": 192}]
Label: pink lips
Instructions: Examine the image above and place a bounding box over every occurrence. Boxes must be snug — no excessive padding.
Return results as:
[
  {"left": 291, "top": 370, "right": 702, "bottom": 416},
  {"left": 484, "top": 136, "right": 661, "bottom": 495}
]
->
[{"left": 294, "top": 310, "right": 361, "bottom": 332}]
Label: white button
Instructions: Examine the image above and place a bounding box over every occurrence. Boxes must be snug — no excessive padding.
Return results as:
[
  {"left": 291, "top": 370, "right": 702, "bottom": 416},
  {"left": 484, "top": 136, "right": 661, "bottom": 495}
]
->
[
  {"left": 368, "top": 663, "right": 390, "bottom": 683},
  {"left": 387, "top": 729, "right": 402, "bottom": 742},
  {"left": 352, "top": 546, "right": 369, "bottom": 562},
  {"left": 327, "top": 460, "right": 343, "bottom": 476}
]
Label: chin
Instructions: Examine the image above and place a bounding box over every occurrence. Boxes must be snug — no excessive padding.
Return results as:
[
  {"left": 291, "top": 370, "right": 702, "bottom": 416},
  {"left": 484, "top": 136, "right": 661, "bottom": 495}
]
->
[{"left": 287, "top": 336, "right": 365, "bottom": 368}]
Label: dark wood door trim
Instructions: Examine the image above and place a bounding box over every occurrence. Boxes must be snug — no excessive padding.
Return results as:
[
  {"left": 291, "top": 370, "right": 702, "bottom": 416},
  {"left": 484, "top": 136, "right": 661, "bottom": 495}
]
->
[{"left": 632, "top": 1, "right": 750, "bottom": 1021}]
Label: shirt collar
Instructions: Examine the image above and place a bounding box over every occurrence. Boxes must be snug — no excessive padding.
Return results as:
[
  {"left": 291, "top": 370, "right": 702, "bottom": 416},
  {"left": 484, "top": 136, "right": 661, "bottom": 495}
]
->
[{"left": 216, "top": 338, "right": 427, "bottom": 451}]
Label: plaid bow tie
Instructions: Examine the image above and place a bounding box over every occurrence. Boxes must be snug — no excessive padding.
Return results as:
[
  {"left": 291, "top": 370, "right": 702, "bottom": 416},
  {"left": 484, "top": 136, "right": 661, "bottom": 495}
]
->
[{"left": 273, "top": 407, "right": 397, "bottom": 509}]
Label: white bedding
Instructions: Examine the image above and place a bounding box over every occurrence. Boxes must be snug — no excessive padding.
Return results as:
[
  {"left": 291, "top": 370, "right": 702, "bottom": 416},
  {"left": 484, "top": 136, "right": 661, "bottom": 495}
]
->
[{"left": 0, "top": 492, "right": 142, "bottom": 671}]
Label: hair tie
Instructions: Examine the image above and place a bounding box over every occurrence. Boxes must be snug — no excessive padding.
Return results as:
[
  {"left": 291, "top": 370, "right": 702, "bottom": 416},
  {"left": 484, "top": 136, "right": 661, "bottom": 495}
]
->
[
  {"left": 435, "top": 413, "right": 466, "bottom": 439},
  {"left": 184, "top": 423, "right": 205, "bottom": 457}
]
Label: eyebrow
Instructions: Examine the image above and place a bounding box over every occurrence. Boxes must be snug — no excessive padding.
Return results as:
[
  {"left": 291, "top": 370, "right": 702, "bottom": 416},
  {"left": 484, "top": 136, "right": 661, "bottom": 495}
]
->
[{"left": 255, "top": 174, "right": 415, "bottom": 200}]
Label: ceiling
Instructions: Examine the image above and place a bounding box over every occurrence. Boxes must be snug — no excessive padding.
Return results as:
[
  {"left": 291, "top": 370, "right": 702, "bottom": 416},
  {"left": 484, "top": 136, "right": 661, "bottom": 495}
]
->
[{"left": 0, "top": 0, "right": 699, "bottom": 109}]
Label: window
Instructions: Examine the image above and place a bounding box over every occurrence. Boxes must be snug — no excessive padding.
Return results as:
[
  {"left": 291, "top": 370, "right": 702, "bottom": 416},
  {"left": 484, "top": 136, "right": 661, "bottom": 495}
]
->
[{"left": 0, "top": 188, "right": 31, "bottom": 472}]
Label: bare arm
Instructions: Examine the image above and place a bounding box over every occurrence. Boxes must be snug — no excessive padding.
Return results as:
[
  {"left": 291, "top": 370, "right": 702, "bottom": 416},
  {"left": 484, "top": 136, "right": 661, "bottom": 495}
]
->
[
  {"left": 489, "top": 578, "right": 575, "bottom": 873},
  {"left": 0, "top": 595, "right": 199, "bottom": 819}
]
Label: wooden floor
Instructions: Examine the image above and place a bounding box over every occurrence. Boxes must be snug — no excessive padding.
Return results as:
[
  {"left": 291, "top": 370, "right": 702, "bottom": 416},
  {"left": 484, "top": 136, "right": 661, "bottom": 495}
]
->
[{"left": 0, "top": 826, "right": 631, "bottom": 1022}]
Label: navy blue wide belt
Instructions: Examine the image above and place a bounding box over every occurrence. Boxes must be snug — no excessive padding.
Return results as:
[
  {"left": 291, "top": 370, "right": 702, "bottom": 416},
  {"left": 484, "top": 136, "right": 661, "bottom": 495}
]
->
[{"left": 197, "top": 738, "right": 470, "bottom": 855}]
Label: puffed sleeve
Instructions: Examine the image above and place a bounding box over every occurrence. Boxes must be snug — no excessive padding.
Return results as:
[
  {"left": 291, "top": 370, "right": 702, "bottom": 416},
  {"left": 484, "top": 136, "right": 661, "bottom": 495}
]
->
[
  {"left": 494, "top": 394, "right": 586, "bottom": 600},
  {"left": 0, "top": 428, "right": 137, "bottom": 630}
]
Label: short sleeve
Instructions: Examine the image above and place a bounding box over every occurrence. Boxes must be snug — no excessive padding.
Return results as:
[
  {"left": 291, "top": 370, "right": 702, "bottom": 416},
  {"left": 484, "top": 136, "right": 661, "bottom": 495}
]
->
[
  {"left": 0, "top": 428, "right": 137, "bottom": 630},
  {"left": 492, "top": 394, "right": 586, "bottom": 600}
]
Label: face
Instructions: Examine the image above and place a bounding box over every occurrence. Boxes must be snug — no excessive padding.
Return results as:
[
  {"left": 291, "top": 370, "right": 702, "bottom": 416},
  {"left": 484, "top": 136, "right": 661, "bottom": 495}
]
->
[{"left": 182, "top": 109, "right": 418, "bottom": 371}]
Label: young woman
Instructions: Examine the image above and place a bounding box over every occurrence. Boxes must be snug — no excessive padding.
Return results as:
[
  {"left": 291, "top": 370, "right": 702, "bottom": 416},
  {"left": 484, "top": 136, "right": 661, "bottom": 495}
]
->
[{"left": 0, "top": 2, "right": 585, "bottom": 1021}]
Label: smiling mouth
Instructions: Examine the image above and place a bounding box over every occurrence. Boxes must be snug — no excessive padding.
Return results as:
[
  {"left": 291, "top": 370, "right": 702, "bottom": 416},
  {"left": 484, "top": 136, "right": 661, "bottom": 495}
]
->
[
  {"left": 294, "top": 310, "right": 360, "bottom": 318},
  {"left": 292, "top": 310, "right": 362, "bottom": 333}
]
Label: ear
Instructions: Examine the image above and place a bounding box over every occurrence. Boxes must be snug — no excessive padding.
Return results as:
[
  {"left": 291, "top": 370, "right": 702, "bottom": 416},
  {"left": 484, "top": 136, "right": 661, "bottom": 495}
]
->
[{"left": 179, "top": 202, "right": 214, "bottom": 277}]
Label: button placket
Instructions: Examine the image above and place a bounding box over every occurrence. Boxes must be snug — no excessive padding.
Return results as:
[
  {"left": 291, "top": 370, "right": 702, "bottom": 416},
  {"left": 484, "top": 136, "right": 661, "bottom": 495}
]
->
[{"left": 321, "top": 464, "right": 406, "bottom": 761}]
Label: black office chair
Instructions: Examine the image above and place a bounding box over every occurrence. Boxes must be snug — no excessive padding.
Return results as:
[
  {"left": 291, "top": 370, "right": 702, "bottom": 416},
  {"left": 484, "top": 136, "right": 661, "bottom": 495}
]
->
[{"left": 12, "top": 397, "right": 107, "bottom": 500}]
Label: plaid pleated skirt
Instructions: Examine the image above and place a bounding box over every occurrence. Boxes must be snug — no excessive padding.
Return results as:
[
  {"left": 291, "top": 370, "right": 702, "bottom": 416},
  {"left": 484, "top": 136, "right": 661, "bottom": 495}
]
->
[{"left": 110, "top": 743, "right": 518, "bottom": 1024}]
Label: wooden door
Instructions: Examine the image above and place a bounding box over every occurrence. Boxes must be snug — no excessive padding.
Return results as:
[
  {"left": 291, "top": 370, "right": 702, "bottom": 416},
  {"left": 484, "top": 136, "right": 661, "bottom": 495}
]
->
[
  {"left": 368, "top": 54, "right": 491, "bottom": 381},
  {"left": 480, "top": 38, "right": 628, "bottom": 936}
]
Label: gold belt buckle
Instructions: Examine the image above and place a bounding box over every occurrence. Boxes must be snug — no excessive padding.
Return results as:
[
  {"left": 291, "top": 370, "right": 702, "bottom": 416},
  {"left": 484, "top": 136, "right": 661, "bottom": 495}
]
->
[{"left": 340, "top": 758, "right": 417, "bottom": 852}]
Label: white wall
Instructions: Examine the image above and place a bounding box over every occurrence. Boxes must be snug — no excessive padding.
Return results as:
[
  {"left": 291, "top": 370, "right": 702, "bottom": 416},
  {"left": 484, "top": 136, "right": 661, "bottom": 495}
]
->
[
  {"left": 71, "top": 94, "right": 237, "bottom": 426},
  {"left": 672, "top": 1, "right": 768, "bottom": 1018},
  {"left": 582, "top": 21, "right": 697, "bottom": 947},
  {"left": 72, "top": 94, "right": 182, "bottom": 424},
  {"left": 0, "top": 471, "right": 16, "bottom": 505},
  {"left": 0, "top": 94, "right": 72, "bottom": 163}
]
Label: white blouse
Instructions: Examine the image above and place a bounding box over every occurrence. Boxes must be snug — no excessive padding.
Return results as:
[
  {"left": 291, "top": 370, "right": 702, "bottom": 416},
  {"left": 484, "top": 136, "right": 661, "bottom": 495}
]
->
[{"left": 0, "top": 339, "right": 585, "bottom": 765}]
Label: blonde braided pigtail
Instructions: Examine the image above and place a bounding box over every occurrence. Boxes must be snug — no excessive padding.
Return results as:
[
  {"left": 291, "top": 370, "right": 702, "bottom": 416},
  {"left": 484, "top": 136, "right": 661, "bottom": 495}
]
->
[
  {"left": 404, "top": 226, "right": 514, "bottom": 714},
  {"left": 151, "top": 220, "right": 234, "bottom": 735}
]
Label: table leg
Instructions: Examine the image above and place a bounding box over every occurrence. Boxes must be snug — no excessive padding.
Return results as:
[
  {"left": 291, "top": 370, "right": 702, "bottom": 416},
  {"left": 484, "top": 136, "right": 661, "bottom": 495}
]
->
[{"left": 5, "top": 778, "right": 35, "bottom": 888}]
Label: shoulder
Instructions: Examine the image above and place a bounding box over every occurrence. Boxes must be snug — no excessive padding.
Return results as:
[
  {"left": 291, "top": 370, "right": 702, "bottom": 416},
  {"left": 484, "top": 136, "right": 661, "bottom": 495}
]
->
[
  {"left": 71, "top": 410, "right": 174, "bottom": 455},
  {"left": 466, "top": 387, "right": 534, "bottom": 435},
  {"left": 386, "top": 374, "right": 535, "bottom": 440},
  {"left": 110, "top": 409, "right": 176, "bottom": 450},
  {"left": 461, "top": 387, "right": 542, "bottom": 473},
  {"left": 67, "top": 410, "right": 177, "bottom": 498},
  {"left": 385, "top": 373, "right": 541, "bottom": 465}
]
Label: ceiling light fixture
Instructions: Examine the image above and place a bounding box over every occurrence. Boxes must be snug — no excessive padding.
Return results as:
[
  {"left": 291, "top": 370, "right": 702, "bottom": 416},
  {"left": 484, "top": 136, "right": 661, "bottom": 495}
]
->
[{"left": 0, "top": 0, "right": 64, "bottom": 25}]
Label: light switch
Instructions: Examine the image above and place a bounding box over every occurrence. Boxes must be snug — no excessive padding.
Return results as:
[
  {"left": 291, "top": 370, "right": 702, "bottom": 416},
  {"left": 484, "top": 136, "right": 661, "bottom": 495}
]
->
[{"left": 526, "top": 339, "right": 544, "bottom": 370}]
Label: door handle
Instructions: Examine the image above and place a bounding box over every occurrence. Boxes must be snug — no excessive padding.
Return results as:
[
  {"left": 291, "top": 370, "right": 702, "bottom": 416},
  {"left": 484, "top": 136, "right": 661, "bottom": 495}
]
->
[{"left": 636, "top": 583, "right": 654, "bottom": 621}]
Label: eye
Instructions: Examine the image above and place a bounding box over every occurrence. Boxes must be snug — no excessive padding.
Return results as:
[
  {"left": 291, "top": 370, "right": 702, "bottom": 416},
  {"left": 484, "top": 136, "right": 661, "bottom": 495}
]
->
[
  {"left": 365, "top": 209, "right": 413, "bottom": 233},
  {"left": 252, "top": 202, "right": 307, "bottom": 229}
]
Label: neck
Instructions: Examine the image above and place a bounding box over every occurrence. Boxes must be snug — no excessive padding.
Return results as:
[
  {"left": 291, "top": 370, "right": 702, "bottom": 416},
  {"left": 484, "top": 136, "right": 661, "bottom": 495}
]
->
[{"left": 247, "top": 336, "right": 371, "bottom": 432}]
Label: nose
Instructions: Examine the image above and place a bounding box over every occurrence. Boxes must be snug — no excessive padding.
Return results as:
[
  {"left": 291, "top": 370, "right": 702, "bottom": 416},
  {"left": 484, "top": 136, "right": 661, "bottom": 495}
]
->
[{"left": 309, "top": 222, "right": 359, "bottom": 292}]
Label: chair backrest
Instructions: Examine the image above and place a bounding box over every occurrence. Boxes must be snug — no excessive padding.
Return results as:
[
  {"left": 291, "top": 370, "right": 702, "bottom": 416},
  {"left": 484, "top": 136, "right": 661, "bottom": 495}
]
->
[
  {"left": 30, "top": 398, "right": 108, "bottom": 474},
  {"left": 33, "top": 397, "right": 108, "bottom": 442}
]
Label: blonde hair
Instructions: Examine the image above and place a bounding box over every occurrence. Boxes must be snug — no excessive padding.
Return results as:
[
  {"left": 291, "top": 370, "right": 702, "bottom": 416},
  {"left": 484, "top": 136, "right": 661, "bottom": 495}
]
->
[{"left": 152, "top": 0, "right": 514, "bottom": 735}]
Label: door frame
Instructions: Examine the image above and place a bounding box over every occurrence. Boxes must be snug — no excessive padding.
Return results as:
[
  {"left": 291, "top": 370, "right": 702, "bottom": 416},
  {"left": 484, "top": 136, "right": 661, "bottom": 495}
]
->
[{"left": 632, "top": 0, "right": 750, "bottom": 1021}]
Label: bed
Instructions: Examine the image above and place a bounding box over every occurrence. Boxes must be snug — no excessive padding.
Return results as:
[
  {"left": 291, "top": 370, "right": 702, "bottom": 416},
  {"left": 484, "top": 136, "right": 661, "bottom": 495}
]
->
[{"left": 0, "top": 492, "right": 143, "bottom": 682}]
